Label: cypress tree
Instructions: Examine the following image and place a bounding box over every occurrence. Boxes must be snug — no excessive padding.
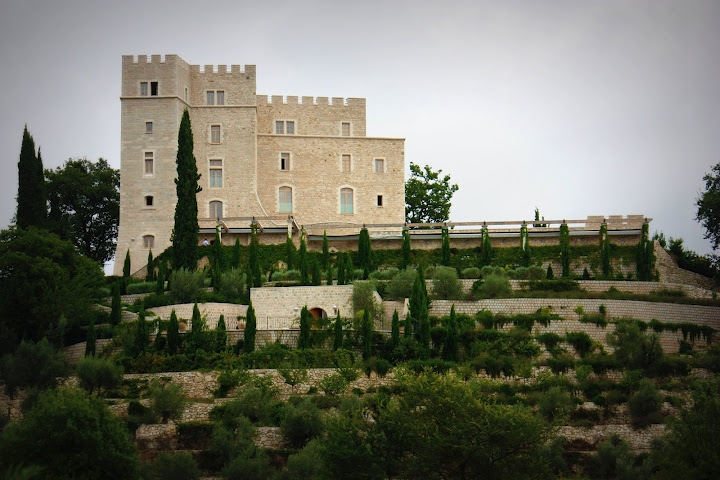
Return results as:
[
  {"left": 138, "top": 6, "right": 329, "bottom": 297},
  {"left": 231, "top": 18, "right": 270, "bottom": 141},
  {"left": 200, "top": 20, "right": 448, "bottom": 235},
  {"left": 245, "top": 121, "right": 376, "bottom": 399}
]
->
[
  {"left": 215, "top": 314, "right": 227, "bottom": 353},
  {"left": 442, "top": 305, "right": 459, "bottom": 362},
  {"left": 232, "top": 238, "right": 241, "bottom": 269},
  {"left": 298, "top": 306, "right": 311, "bottom": 349},
  {"left": 441, "top": 228, "right": 451, "bottom": 266},
  {"left": 481, "top": 226, "right": 493, "bottom": 266},
  {"left": 326, "top": 265, "right": 333, "bottom": 285},
  {"left": 401, "top": 229, "right": 412, "bottom": 269},
  {"left": 16, "top": 126, "right": 47, "bottom": 229},
  {"left": 311, "top": 257, "right": 321, "bottom": 286},
  {"left": 404, "top": 312, "right": 413, "bottom": 338},
  {"left": 212, "top": 229, "right": 222, "bottom": 293},
  {"left": 299, "top": 232, "right": 309, "bottom": 285},
  {"left": 135, "top": 307, "right": 148, "bottom": 355},
  {"left": 146, "top": 250, "right": 154, "bottom": 282},
  {"left": 361, "top": 308, "right": 373, "bottom": 360},
  {"left": 321, "top": 230, "right": 330, "bottom": 270},
  {"left": 337, "top": 253, "right": 346, "bottom": 285},
  {"left": 244, "top": 303, "right": 257, "bottom": 353},
  {"left": 85, "top": 318, "right": 96, "bottom": 357},
  {"left": 560, "top": 222, "right": 571, "bottom": 277},
  {"left": 345, "top": 253, "right": 355, "bottom": 282},
  {"left": 167, "top": 310, "right": 179, "bottom": 355},
  {"left": 333, "top": 311, "right": 343, "bottom": 350},
  {"left": 600, "top": 223, "right": 611, "bottom": 277},
  {"left": 285, "top": 235, "right": 296, "bottom": 270},
  {"left": 391, "top": 310, "right": 400, "bottom": 348},
  {"left": 546, "top": 264, "right": 554, "bottom": 279},
  {"left": 636, "top": 222, "right": 654, "bottom": 281},
  {"left": 249, "top": 222, "right": 262, "bottom": 287},
  {"left": 172, "top": 109, "right": 201, "bottom": 271},
  {"left": 410, "top": 265, "right": 430, "bottom": 349},
  {"left": 358, "top": 227, "right": 372, "bottom": 278},
  {"left": 110, "top": 282, "right": 122, "bottom": 326},
  {"left": 122, "top": 249, "right": 131, "bottom": 295},
  {"left": 520, "top": 223, "right": 531, "bottom": 268},
  {"left": 155, "top": 260, "right": 166, "bottom": 296}
]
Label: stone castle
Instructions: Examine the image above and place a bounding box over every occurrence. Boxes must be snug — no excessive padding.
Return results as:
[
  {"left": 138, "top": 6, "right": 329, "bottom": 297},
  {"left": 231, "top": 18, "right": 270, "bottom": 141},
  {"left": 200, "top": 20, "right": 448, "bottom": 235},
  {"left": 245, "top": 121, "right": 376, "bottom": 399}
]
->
[{"left": 114, "top": 54, "right": 405, "bottom": 275}]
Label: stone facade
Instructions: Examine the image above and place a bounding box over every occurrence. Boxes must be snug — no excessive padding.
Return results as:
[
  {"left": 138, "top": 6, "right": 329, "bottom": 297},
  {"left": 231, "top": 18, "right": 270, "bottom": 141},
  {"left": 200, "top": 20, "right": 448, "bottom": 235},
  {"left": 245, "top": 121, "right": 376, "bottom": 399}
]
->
[{"left": 114, "top": 54, "right": 405, "bottom": 275}]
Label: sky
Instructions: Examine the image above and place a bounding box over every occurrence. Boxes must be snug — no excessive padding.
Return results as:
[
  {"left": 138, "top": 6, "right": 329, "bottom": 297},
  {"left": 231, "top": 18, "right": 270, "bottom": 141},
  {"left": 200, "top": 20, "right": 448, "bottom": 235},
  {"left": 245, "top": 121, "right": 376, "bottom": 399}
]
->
[{"left": 1, "top": 0, "right": 719, "bottom": 270}]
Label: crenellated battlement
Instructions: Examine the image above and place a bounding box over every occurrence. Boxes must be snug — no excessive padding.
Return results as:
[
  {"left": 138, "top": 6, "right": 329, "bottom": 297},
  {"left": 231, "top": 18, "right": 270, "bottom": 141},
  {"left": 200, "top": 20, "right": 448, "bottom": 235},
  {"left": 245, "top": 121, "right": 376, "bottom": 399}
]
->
[
  {"left": 257, "top": 95, "right": 364, "bottom": 107},
  {"left": 191, "top": 64, "right": 255, "bottom": 75}
]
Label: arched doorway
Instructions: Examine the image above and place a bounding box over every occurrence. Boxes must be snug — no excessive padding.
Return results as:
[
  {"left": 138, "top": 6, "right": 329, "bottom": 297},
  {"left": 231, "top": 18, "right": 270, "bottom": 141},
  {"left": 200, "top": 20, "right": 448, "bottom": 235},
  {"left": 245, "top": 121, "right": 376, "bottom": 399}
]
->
[{"left": 309, "top": 307, "right": 328, "bottom": 329}]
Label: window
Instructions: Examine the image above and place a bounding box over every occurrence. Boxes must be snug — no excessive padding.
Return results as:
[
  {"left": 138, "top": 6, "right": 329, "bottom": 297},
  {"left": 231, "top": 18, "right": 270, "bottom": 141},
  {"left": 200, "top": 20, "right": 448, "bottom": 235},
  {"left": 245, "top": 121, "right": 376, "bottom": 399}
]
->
[
  {"left": 279, "top": 186, "right": 292, "bottom": 213},
  {"left": 341, "top": 188, "right": 354, "bottom": 214},
  {"left": 341, "top": 122, "right": 350, "bottom": 136},
  {"left": 140, "top": 82, "right": 148, "bottom": 96},
  {"left": 143, "top": 235, "right": 154, "bottom": 249},
  {"left": 342, "top": 154, "right": 351, "bottom": 173},
  {"left": 211, "top": 125, "right": 221, "bottom": 143},
  {"left": 184, "top": 87, "right": 188, "bottom": 102},
  {"left": 210, "top": 201, "right": 223, "bottom": 219},
  {"left": 150, "top": 82, "right": 158, "bottom": 96},
  {"left": 275, "top": 120, "right": 295, "bottom": 134},
  {"left": 374, "top": 158, "right": 384, "bottom": 173},
  {"left": 377, "top": 195, "right": 383, "bottom": 207},
  {"left": 145, "top": 122, "right": 153, "bottom": 134},
  {"left": 280, "top": 153, "right": 290, "bottom": 171},
  {"left": 207, "top": 90, "right": 224, "bottom": 105},
  {"left": 141, "top": 82, "right": 158, "bottom": 96},
  {"left": 144, "top": 152, "right": 154, "bottom": 175},
  {"left": 145, "top": 196, "right": 154, "bottom": 207},
  {"left": 209, "top": 159, "right": 223, "bottom": 187}
]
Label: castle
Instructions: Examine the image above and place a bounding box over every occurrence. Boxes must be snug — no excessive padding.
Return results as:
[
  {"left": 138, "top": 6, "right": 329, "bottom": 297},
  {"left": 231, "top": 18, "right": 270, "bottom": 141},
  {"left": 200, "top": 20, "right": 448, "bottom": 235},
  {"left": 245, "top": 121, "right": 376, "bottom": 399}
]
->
[{"left": 114, "top": 54, "right": 405, "bottom": 276}]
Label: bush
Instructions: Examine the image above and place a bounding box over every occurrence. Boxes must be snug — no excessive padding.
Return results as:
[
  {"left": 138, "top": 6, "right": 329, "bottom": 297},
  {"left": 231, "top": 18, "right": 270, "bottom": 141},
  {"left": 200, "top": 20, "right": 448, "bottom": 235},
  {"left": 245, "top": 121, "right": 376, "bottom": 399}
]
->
[
  {"left": 386, "top": 267, "right": 416, "bottom": 299},
  {"left": 369, "top": 267, "right": 399, "bottom": 281},
  {"left": 280, "top": 399, "right": 325, "bottom": 448},
  {"left": 538, "top": 386, "right": 575, "bottom": 421},
  {"left": 169, "top": 268, "right": 205, "bottom": 303},
  {"left": 432, "top": 266, "right": 462, "bottom": 299},
  {"left": 76, "top": 356, "right": 124, "bottom": 396},
  {"left": 218, "top": 268, "right": 246, "bottom": 301},
  {"left": 126, "top": 281, "right": 156, "bottom": 295},
  {"left": 143, "top": 451, "right": 201, "bottom": 480},
  {"left": 536, "top": 332, "right": 562, "bottom": 350},
  {"left": 628, "top": 379, "right": 662, "bottom": 419},
  {"left": 547, "top": 354, "right": 575, "bottom": 374},
  {"left": 565, "top": 331, "right": 593, "bottom": 357},
  {"left": 461, "top": 267, "right": 480, "bottom": 279},
  {"left": 474, "top": 274, "right": 511, "bottom": 298},
  {"left": 318, "top": 373, "right": 349, "bottom": 397},
  {"left": 149, "top": 379, "right": 187, "bottom": 424}
]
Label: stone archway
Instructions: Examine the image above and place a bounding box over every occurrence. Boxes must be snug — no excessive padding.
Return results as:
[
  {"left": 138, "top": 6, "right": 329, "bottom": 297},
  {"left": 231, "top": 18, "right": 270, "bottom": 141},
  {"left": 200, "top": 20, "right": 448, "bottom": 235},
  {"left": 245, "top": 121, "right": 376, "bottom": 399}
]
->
[{"left": 309, "top": 307, "right": 328, "bottom": 329}]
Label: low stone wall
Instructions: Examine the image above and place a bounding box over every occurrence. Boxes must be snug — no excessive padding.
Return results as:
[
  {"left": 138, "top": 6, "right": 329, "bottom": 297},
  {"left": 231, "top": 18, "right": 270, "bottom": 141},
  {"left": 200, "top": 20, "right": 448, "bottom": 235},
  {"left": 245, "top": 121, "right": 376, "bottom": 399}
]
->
[
  {"left": 655, "top": 243, "right": 715, "bottom": 290},
  {"left": 148, "top": 303, "right": 248, "bottom": 329}
]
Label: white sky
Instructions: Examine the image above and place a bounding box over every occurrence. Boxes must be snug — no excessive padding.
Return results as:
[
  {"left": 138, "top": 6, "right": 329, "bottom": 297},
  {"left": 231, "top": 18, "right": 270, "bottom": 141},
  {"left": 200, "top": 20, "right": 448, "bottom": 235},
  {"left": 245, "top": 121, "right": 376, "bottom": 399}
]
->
[{"left": 1, "top": 0, "right": 719, "bottom": 263}]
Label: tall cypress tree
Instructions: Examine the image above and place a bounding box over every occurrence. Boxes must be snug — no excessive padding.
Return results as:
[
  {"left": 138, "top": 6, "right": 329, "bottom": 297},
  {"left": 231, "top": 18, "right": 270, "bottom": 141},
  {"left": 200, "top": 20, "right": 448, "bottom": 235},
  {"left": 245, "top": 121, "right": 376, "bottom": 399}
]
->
[
  {"left": 285, "top": 235, "right": 296, "bottom": 270},
  {"left": 232, "top": 238, "right": 241, "bottom": 270},
  {"left": 244, "top": 303, "right": 257, "bottom": 353},
  {"left": 560, "top": 222, "right": 571, "bottom": 277},
  {"left": 481, "top": 226, "right": 493, "bottom": 266},
  {"left": 311, "top": 257, "right": 321, "bottom": 286},
  {"left": 212, "top": 228, "right": 222, "bottom": 292},
  {"left": 321, "top": 230, "right": 330, "bottom": 270},
  {"left": 299, "top": 232, "right": 309, "bottom": 285},
  {"left": 344, "top": 253, "right": 355, "bottom": 282},
  {"left": 442, "top": 305, "right": 459, "bottom": 362},
  {"left": 636, "top": 222, "right": 654, "bottom": 281},
  {"left": 520, "top": 223, "right": 531, "bottom": 268},
  {"left": 401, "top": 229, "right": 412, "bottom": 270},
  {"left": 215, "top": 314, "right": 227, "bottom": 353},
  {"left": 410, "top": 265, "right": 430, "bottom": 350},
  {"left": 134, "top": 307, "right": 148, "bottom": 355},
  {"left": 337, "top": 253, "right": 346, "bottom": 285},
  {"left": 16, "top": 126, "right": 47, "bottom": 229},
  {"left": 167, "top": 309, "right": 179, "bottom": 355},
  {"left": 249, "top": 222, "right": 262, "bottom": 287},
  {"left": 404, "top": 312, "right": 413, "bottom": 338},
  {"left": 600, "top": 223, "right": 611, "bottom": 277},
  {"left": 85, "top": 318, "right": 96, "bottom": 357},
  {"left": 358, "top": 227, "right": 372, "bottom": 278},
  {"left": 361, "top": 308, "right": 373, "bottom": 360},
  {"left": 122, "top": 249, "right": 131, "bottom": 295},
  {"left": 333, "top": 311, "right": 343, "bottom": 350},
  {"left": 173, "top": 109, "right": 201, "bottom": 271},
  {"left": 391, "top": 310, "right": 400, "bottom": 349},
  {"left": 298, "top": 306, "right": 311, "bottom": 349},
  {"left": 155, "top": 260, "right": 166, "bottom": 296},
  {"left": 110, "top": 282, "right": 122, "bottom": 326},
  {"left": 146, "top": 249, "right": 154, "bottom": 282}
]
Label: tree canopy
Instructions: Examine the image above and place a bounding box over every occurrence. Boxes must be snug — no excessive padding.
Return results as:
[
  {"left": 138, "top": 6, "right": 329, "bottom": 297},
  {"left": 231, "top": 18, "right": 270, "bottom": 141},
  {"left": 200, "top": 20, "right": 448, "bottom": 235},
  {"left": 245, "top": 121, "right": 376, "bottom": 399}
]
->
[
  {"left": 46, "top": 157, "right": 120, "bottom": 264},
  {"left": 173, "top": 109, "right": 201, "bottom": 271},
  {"left": 15, "top": 126, "right": 47, "bottom": 230},
  {"left": 696, "top": 162, "right": 720, "bottom": 252},
  {"left": 405, "top": 162, "right": 458, "bottom": 224}
]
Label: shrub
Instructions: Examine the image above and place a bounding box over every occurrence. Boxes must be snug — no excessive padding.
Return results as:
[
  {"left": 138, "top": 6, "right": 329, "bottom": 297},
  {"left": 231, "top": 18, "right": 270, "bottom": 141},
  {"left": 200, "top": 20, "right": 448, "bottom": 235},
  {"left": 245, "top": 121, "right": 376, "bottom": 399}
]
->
[
  {"left": 76, "top": 356, "right": 124, "bottom": 396},
  {"left": 432, "top": 266, "right": 462, "bottom": 299},
  {"left": 169, "top": 268, "right": 205, "bottom": 303},
  {"left": 538, "top": 386, "right": 575, "bottom": 421},
  {"left": 628, "top": 379, "right": 662, "bottom": 419},
  {"left": 536, "top": 332, "right": 562, "bottom": 350},
  {"left": 547, "top": 354, "right": 575, "bottom": 374},
  {"left": 143, "top": 452, "right": 201, "bottom": 480},
  {"left": 461, "top": 267, "right": 480, "bottom": 279},
  {"left": 218, "top": 268, "right": 246, "bottom": 301},
  {"left": 280, "top": 399, "right": 325, "bottom": 448},
  {"left": 318, "top": 373, "right": 349, "bottom": 397},
  {"left": 149, "top": 379, "right": 187, "bottom": 424},
  {"left": 126, "top": 281, "right": 156, "bottom": 295},
  {"left": 386, "top": 267, "right": 416, "bottom": 299},
  {"left": 474, "top": 274, "right": 511, "bottom": 298},
  {"left": 565, "top": 331, "right": 593, "bottom": 356}
]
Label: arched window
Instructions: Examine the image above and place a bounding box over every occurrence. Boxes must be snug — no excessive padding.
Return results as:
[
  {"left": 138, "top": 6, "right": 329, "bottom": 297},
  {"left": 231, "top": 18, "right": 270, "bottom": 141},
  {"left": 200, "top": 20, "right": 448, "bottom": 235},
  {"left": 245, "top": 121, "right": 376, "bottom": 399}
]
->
[
  {"left": 143, "top": 235, "right": 154, "bottom": 249},
  {"left": 279, "top": 186, "right": 292, "bottom": 213},
  {"left": 210, "top": 201, "right": 223, "bottom": 219},
  {"left": 340, "top": 188, "right": 354, "bottom": 214}
]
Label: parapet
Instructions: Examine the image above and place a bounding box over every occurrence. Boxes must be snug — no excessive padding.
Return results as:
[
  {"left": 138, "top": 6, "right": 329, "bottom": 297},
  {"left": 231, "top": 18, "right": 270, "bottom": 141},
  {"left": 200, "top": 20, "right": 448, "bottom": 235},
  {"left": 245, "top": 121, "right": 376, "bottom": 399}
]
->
[
  {"left": 256, "top": 95, "right": 365, "bottom": 107},
  {"left": 190, "top": 64, "right": 256, "bottom": 75}
]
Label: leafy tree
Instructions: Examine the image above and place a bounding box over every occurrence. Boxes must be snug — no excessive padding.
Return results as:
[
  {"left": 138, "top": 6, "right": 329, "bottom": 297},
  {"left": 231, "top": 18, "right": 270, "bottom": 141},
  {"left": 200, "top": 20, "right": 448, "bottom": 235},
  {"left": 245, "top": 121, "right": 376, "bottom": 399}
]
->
[
  {"left": 442, "top": 305, "right": 459, "bottom": 362},
  {"left": 0, "top": 387, "right": 140, "bottom": 479},
  {"left": 45, "top": 158, "right": 119, "bottom": 264},
  {"left": 333, "top": 311, "right": 343, "bottom": 351},
  {"left": 405, "top": 162, "right": 458, "bottom": 224},
  {"left": 15, "top": 126, "right": 47, "bottom": 230},
  {"left": 215, "top": 314, "right": 227, "bottom": 353},
  {"left": 391, "top": 310, "right": 400, "bottom": 348},
  {"left": 432, "top": 265, "right": 461, "bottom": 299},
  {"left": 76, "top": 356, "right": 123, "bottom": 396},
  {"left": 298, "top": 306, "right": 311, "bottom": 349},
  {"left": 85, "top": 318, "right": 96, "bottom": 357},
  {"left": 280, "top": 399, "right": 324, "bottom": 449},
  {"left": 321, "top": 230, "right": 330, "bottom": 270},
  {"left": 0, "top": 339, "right": 68, "bottom": 399},
  {"left": 244, "top": 303, "right": 257, "bottom": 354},
  {"left": 149, "top": 379, "right": 187, "bottom": 424},
  {"left": 358, "top": 227, "right": 372, "bottom": 278},
  {"left": 696, "top": 162, "right": 720, "bottom": 251},
  {"left": 560, "top": 222, "right": 570, "bottom": 277},
  {"left": 441, "top": 228, "right": 451, "bottom": 265},
  {"left": 167, "top": 310, "right": 180, "bottom": 355},
  {"left": 172, "top": 109, "right": 201, "bottom": 271},
  {"left": 607, "top": 320, "right": 663, "bottom": 373},
  {"left": 401, "top": 228, "right": 412, "bottom": 269},
  {"left": 361, "top": 308, "right": 373, "bottom": 360},
  {"left": 0, "top": 228, "right": 104, "bottom": 352}
]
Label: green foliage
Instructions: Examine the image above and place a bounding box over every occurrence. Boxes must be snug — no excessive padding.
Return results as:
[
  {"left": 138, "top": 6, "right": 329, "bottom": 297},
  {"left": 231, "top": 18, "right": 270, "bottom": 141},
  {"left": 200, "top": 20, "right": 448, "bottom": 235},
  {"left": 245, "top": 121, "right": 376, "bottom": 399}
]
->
[
  {"left": 0, "top": 387, "right": 139, "bottom": 479},
  {"left": 441, "top": 228, "right": 451, "bottom": 265},
  {"left": 361, "top": 308, "right": 373, "bottom": 360},
  {"left": 526, "top": 278, "right": 580, "bottom": 292},
  {"left": 149, "top": 379, "right": 187, "bottom": 424},
  {"left": 636, "top": 222, "right": 655, "bottom": 281},
  {"left": 167, "top": 309, "right": 180, "bottom": 356},
  {"left": 432, "top": 265, "right": 462, "bottom": 299},
  {"left": 461, "top": 266, "right": 480, "bottom": 278},
  {"left": 280, "top": 399, "right": 325, "bottom": 448},
  {"left": 110, "top": 281, "right": 122, "bottom": 326},
  {"left": 218, "top": 268, "right": 246, "bottom": 301},
  {"left": 186, "top": 303, "right": 209, "bottom": 352},
  {"left": 358, "top": 227, "right": 372, "bottom": 278},
  {"left": 215, "top": 314, "right": 227, "bottom": 352},
  {"left": 333, "top": 312, "right": 343, "bottom": 351},
  {"left": 143, "top": 452, "right": 200, "bottom": 480},
  {"left": 474, "top": 273, "right": 511, "bottom": 298},
  {"left": 15, "top": 126, "right": 47, "bottom": 231},
  {"left": 481, "top": 226, "right": 493, "bottom": 266},
  {"left": 386, "top": 267, "right": 416, "bottom": 299},
  {"left": 546, "top": 264, "right": 554, "bottom": 279},
  {"left": 401, "top": 228, "right": 412, "bottom": 269},
  {"left": 538, "top": 386, "right": 575, "bottom": 421},
  {"left": 85, "top": 318, "right": 96, "bottom": 357},
  {"left": 352, "top": 280, "right": 383, "bottom": 322},
  {"left": 232, "top": 238, "right": 241, "bottom": 269},
  {"left": 559, "top": 223, "right": 570, "bottom": 277},
  {"left": 0, "top": 227, "right": 104, "bottom": 352},
  {"left": 696, "top": 161, "right": 720, "bottom": 252},
  {"left": 0, "top": 338, "right": 68, "bottom": 398},
  {"left": 410, "top": 265, "right": 430, "bottom": 349},
  {"left": 520, "top": 223, "right": 531, "bottom": 267},
  {"left": 76, "top": 356, "right": 123, "bottom": 396},
  {"left": 244, "top": 303, "right": 257, "bottom": 354},
  {"left": 405, "top": 162, "right": 459, "bottom": 223},
  {"left": 169, "top": 268, "right": 204, "bottom": 304},
  {"left": 172, "top": 109, "right": 201, "bottom": 271},
  {"left": 565, "top": 331, "right": 593, "bottom": 357},
  {"left": 46, "top": 157, "right": 119, "bottom": 264},
  {"left": 298, "top": 306, "right": 311, "bottom": 349},
  {"left": 591, "top": 434, "right": 653, "bottom": 480},
  {"left": 608, "top": 320, "right": 664, "bottom": 373},
  {"left": 442, "top": 305, "right": 459, "bottom": 362},
  {"left": 600, "top": 222, "right": 612, "bottom": 277},
  {"left": 298, "top": 231, "right": 309, "bottom": 285},
  {"left": 155, "top": 260, "right": 166, "bottom": 296},
  {"left": 318, "top": 373, "right": 349, "bottom": 397},
  {"left": 628, "top": 379, "right": 662, "bottom": 419},
  {"left": 390, "top": 310, "right": 400, "bottom": 348}
]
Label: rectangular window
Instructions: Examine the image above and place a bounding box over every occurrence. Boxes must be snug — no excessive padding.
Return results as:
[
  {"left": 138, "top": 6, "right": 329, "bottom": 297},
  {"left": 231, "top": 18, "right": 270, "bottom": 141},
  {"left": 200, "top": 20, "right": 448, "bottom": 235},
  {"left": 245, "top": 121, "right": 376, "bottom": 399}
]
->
[
  {"left": 341, "top": 188, "right": 354, "bottom": 214},
  {"left": 209, "top": 159, "right": 223, "bottom": 187},
  {"left": 275, "top": 121, "right": 284, "bottom": 134},
  {"left": 279, "top": 187, "right": 292, "bottom": 213},
  {"left": 150, "top": 82, "right": 158, "bottom": 96},
  {"left": 377, "top": 195, "right": 383, "bottom": 207},
  {"left": 144, "top": 152, "right": 154, "bottom": 175},
  {"left": 286, "top": 121, "right": 294, "bottom": 135},
  {"left": 140, "top": 82, "right": 148, "bottom": 96},
  {"left": 342, "top": 154, "right": 351, "bottom": 173},
  {"left": 145, "top": 196, "right": 154, "bottom": 207},
  {"left": 280, "top": 153, "right": 290, "bottom": 171},
  {"left": 211, "top": 125, "right": 221, "bottom": 143},
  {"left": 207, "top": 91, "right": 215, "bottom": 105},
  {"left": 210, "top": 201, "right": 223, "bottom": 219},
  {"left": 216, "top": 91, "right": 225, "bottom": 105},
  {"left": 374, "top": 158, "right": 384, "bottom": 173},
  {"left": 184, "top": 87, "right": 188, "bottom": 102},
  {"left": 341, "top": 122, "right": 350, "bottom": 136},
  {"left": 145, "top": 122, "right": 153, "bottom": 134},
  {"left": 143, "top": 235, "right": 154, "bottom": 249},
  {"left": 275, "top": 120, "right": 295, "bottom": 135}
]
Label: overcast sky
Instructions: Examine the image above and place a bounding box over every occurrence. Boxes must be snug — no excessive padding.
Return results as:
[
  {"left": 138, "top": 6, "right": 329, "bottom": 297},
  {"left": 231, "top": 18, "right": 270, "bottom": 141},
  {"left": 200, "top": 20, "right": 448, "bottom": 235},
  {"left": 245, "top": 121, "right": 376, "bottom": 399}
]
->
[{"left": 1, "top": 0, "right": 719, "bottom": 268}]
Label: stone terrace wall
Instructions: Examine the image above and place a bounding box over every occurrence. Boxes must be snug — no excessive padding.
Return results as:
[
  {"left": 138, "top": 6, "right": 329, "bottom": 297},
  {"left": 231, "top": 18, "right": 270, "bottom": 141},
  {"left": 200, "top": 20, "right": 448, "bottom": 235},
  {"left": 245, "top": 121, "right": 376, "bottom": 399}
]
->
[
  {"left": 655, "top": 243, "right": 715, "bottom": 290},
  {"left": 251, "top": 285, "right": 354, "bottom": 329},
  {"left": 148, "top": 303, "right": 248, "bottom": 329}
]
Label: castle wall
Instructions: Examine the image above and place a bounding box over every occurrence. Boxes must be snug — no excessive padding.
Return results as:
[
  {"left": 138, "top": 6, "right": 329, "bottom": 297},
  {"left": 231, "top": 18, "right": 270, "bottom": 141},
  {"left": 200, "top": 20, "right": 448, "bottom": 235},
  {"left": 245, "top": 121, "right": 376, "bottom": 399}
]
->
[{"left": 257, "top": 95, "right": 366, "bottom": 136}]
